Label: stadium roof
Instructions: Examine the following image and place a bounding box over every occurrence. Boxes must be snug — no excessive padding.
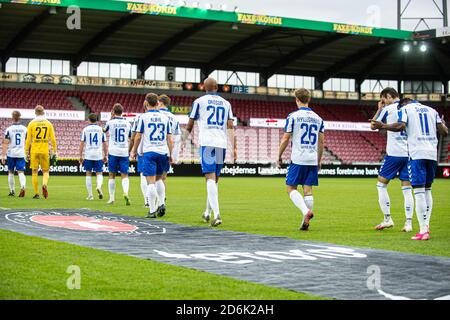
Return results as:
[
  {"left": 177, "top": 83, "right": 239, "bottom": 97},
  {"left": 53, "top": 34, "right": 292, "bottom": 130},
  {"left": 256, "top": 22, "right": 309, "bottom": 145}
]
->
[{"left": 0, "top": 0, "right": 449, "bottom": 85}]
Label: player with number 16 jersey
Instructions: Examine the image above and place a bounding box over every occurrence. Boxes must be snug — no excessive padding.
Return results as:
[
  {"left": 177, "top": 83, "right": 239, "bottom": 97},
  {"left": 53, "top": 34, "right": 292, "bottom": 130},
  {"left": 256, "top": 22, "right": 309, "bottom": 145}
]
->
[{"left": 104, "top": 103, "right": 132, "bottom": 205}]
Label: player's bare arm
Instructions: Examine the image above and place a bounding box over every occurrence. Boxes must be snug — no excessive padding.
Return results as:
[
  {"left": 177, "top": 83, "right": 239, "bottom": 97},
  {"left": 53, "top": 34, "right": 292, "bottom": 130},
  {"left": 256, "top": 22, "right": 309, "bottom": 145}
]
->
[
  {"left": 130, "top": 132, "right": 142, "bottom": 160},
  {"left": 277, "top": 132, "right": 291, "bottom": 167},
  {"left": 318, "top": 132, "right": 324, "bottom": 169},
  {"left": 227, "top": 119, "right": 237, "bottom": 163},
  {"left": 372, "top": 121, "right": 406, "bottom": 132},
  {"left": 1, "top": 136, "right": 10, "bottom": 165},
  {"left": 25, "top": 124, "right": 32, "bottom": 161},
  {"left": 438, "top": 115, "right": 448, "bottom": 137},
  {"left": 370, "top": 100, "right": 385, "bottom": 130},
  {"left": 79, "top": 140, "right": 85, "bottom": 165},
  {"left": 102, "top": 140, "right": 108, "bottom": 163},
  {"left": 167, "top": 133, "right": 174, "bottom": 164},
  {"left": 129, "top": 132, "right": 136, "bottom": 153}
]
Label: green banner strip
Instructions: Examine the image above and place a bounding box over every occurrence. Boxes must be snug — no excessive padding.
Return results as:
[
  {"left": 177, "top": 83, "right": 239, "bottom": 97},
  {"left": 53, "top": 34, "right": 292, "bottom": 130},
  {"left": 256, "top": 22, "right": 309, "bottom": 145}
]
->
[{"left": 0, "top": 0, "right": 412, "bottom": 40}]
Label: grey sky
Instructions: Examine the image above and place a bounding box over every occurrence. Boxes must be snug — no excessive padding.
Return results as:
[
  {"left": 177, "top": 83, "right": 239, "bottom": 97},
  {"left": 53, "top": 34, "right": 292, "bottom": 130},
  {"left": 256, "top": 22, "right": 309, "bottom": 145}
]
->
[{"left": 139, "top": 0, "right": 448, "bottom": 31}]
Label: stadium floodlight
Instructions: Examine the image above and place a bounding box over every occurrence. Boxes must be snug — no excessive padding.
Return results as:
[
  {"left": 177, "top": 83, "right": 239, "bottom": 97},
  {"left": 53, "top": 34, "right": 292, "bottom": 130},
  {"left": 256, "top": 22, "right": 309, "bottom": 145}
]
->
[
  {"left": 402, "top": 43, "right": 411, "bottom": 52},
  {"left": 220, "top": 4, "right": 228, "bottom": 11},
  {"left": 191, "top": 1, "right": 199, "bottom": 8},
  {"left": 420, "top": 43, "right": 427, "bottom": 52},
  {"left": 205, "top": 3, "right": 212, "bottom": 10},
  {"left": 231, "top": 23, "right": 239, "bottom": 30},
  {"left": 49, "top": 7, "right": 57, "bottom": 14}
]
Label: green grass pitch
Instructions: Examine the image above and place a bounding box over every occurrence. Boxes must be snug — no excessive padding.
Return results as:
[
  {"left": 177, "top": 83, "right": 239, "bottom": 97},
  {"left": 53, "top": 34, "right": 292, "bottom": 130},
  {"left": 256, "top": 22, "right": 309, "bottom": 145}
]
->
[{"left": 0, "top": 176, "right": 449, "bottom": 299}]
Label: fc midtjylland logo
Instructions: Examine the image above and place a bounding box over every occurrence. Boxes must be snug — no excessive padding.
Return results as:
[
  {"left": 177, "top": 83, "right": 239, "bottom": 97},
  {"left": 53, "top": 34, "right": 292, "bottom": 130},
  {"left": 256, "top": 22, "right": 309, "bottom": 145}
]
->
[{"left": 5, "top": 210, "right": 166, "bottom": 236}]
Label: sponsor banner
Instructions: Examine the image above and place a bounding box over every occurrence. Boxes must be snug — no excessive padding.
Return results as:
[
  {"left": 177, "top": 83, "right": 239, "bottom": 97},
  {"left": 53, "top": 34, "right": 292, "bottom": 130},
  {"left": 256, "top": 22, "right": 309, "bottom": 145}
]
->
[
  {"left": 324, "top": 91, "right": 336, "bottom": 99},
  {"left": 279, "top": 88, "right": 296, "bottom": 97},
  {"left": 2, "top": 73, "right": 76, "bottom": 85},
  {"left": 0, "top": 108, "right": 84, "bottom": 120},
  {"left": 0, "top": 72, "right": 183, "bottom": 90},
  {"left": 100, "top": 112, "right": 190, "bottom": 124},
  {"left": 428, "top": 93, "right": 442, "bottom": 102},
  {"left": 325, "top": 121, "right": 372, "bottom": 132},
  {"left": 231, "top": 86, "right": 255, "bottom": 95},
  {"left": 249, "top": 118, "right": 373, "bottom": 131},
  {"left": 250, "top": 118, "right": 285, "bottom": 128},
  {"left": 170, "top": 106, "right": 191, "bottom": 114},
  {"left": 361, "top": 93, "right": 377, "bottom": 101},
  {"left": 236, "top": 13, "right": 282, "bottom": 26},
  {"left": 312, "top": 90, "right": 324, "bottom": 99},
  {"left": 436, "top": 26, "right": 450, "bottom": 38},
  {"left": 1, "top": 161, "right": 448, "bottom": 178},
  {"left": 333, "top": 23, "right": 374, "bottom": 35},
  {"left": 126, "top": 2, "right": 177, "bottom": 15}
]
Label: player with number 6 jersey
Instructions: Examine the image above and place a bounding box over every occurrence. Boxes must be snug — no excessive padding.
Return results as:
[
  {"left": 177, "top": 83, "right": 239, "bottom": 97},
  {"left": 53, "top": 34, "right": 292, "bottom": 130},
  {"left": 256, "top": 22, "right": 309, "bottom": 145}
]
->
[
  {"left": 104, "top": 103, "right": 132, "bottom": 206},
  {"left": 1, "top": 110, "right": 27, "bottom": 197},
  {"left": 278, "top": 88, "right": 324, "bottom": 231}
]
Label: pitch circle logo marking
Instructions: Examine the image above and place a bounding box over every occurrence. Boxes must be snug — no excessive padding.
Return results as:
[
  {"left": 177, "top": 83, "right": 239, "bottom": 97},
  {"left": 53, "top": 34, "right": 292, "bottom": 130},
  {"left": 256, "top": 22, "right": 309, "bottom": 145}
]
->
[
  {"left": 5, "top": 210, "right": 166, "bottom": 236},
  {"left": 31, "top": 215, "right": 137, "bottom": 232}
]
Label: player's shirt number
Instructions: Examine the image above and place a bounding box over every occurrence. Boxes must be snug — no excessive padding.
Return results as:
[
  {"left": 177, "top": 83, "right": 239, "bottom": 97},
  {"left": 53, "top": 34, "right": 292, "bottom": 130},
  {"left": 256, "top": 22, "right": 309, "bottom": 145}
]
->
[
  {"left": 148, "top": 123, "right": 166, "bottom": 141},
  {"left": 114, "top": 128, "right": 126, "bottom": 143},
  {"left": 89, "top": 133, "right": 99, "bottom": 145},
  {"left": 15, "top": 133, "right": 21, "bottom": 145},
  {"left": 300, "top": 123, "right": 318, "bottom": 145},
  {"left": 35, "top": 126, "right": 48, "bottom": 140},
  {"left": 418, "top": 113, "right": 430, "bottom": 136},
  {"left": 207, "top": 105, "right": 226, "bottom": 126}
]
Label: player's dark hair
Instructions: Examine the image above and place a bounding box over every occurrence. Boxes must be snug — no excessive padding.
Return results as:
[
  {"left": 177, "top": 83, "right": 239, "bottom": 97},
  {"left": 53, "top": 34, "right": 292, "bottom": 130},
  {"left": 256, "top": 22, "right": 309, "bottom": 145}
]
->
[
  {"left": 380, "top": 87, "right": 399, "bottom": 99},
  {"left": 158, "top": 94, "right": 171, "bottom": 107},
  {"left": 399, "top": 98, "right": 413, "bottom": 107},
  {"left": 294, "top": 88, "right": 311, "bottom": 104},
  {"left": 145, "top": 93, "right": 158, "bottom": 107},
  {"left": 12, "top": 110, "right": 21, "bottom": 122},
  {"left": 88, "top": 113, "right": 98, "bottom": 123},
  {"left": 113, "top": 103, "right": 123, "bottom": 115}
]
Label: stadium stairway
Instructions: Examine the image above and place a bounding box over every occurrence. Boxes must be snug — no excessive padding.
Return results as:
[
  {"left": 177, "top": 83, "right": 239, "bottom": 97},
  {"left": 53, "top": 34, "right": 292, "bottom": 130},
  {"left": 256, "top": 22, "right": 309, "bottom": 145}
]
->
[
  {"left": 439, "top": 134, "right": 450, "bottom": 163},
  {"left": 67, "top": 96, "right": 89, "bottom": 116}
]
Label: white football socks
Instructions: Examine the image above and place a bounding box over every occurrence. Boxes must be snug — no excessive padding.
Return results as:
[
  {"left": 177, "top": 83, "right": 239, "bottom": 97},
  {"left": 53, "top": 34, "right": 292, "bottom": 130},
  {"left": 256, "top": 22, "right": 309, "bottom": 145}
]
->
[
  {"left": 304, "top": 195, "right": 314, "bottom": 211},
  {"left": 377, "top": 182, "right": 391, "bottom": 221},
  {"left": 289, "top": 190, "right": 309, "bottom": 216},
  {"left": 108, "top": 179, "right": 116, "bottom": 201},
  {"left": 206, "top": 179, "right": 220, "bottom": 219},
  {"left": 205, "top": 197, "right": 212, "bottom": 216},
  {"left": 413, "top": 188, "right": 427, "bottom": 234},
  {"left": 140, "top": 174, "right": 147, "bottom": 204},
  {"left": 401, "top": 186, "right": 414, "bottom": 222},
  {"left": 18, "top": 172, "right": 26, "bottom": 189},
  {"left": 8, "top": 173, "right": 15, "bottom": 192},
  {"left": 146, "top": 183, "right": 158, "bottom": 213},
  {"left": 425, "top": 188, "right": 433, "bottom": 228},
  {"left": 96, "top": 174, "right": 103, "bottom": 190},
  {"left": 122, "top": 177, "right": 129, "bottom": 196},
  {"left": 155, "top": 180, "right": 166, "bottom": 206},
  {"left": 86, "top": 175, "right": 93, "bottom": 197}
]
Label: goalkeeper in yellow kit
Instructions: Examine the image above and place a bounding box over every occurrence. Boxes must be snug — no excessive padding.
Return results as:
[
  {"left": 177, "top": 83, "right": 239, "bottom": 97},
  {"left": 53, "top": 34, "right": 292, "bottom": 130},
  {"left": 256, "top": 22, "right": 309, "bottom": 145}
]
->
[{"left": 25, "top": 105, "right": 57, "bottom": 199}]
